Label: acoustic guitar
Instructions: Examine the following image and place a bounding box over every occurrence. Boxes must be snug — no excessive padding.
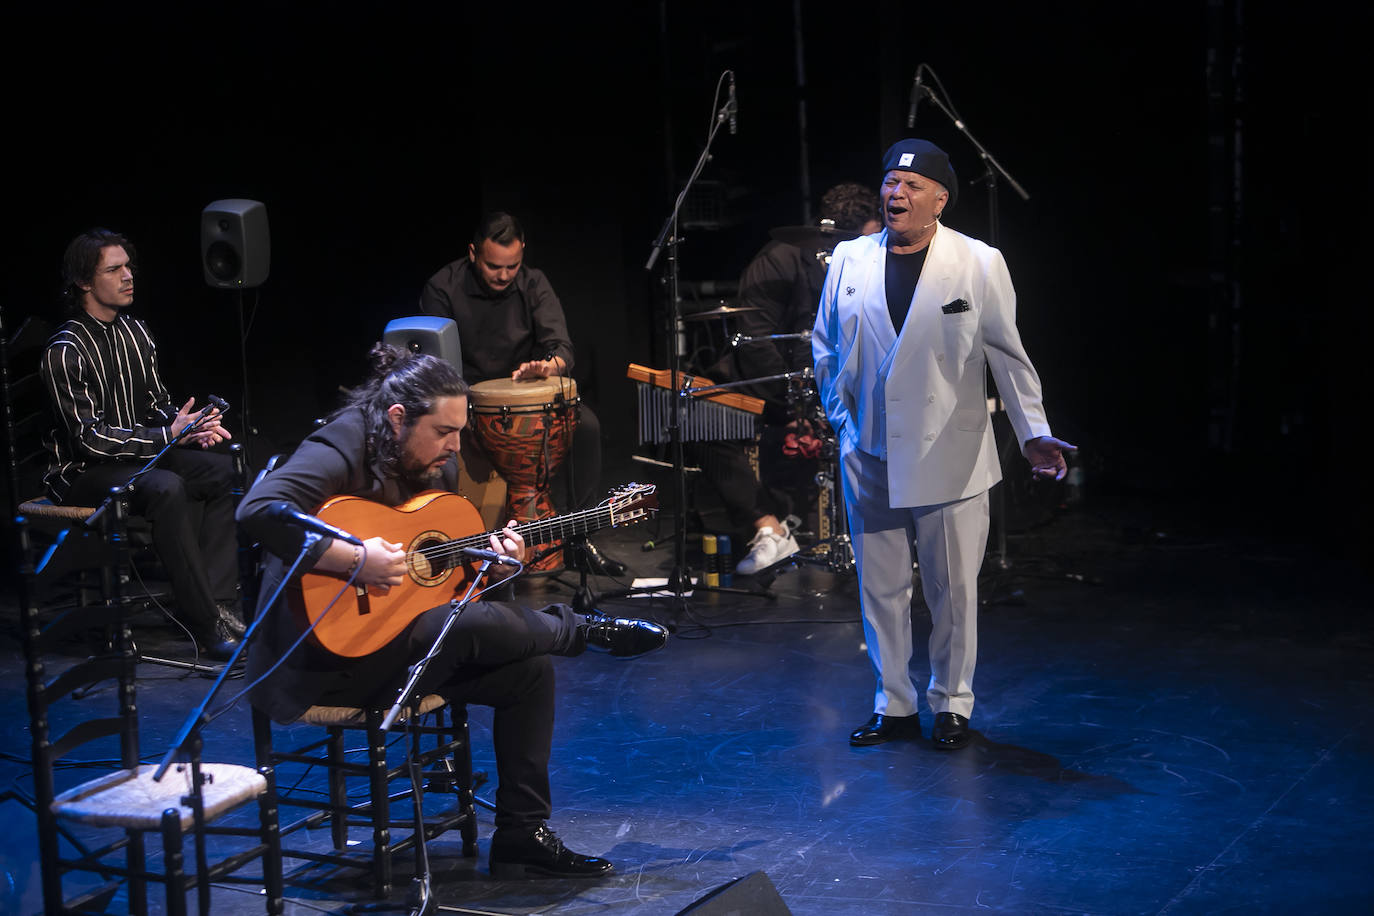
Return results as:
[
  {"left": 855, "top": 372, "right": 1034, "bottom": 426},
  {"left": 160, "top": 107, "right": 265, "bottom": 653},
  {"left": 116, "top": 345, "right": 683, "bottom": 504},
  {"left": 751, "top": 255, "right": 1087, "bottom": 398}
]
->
[{"left": 294, "top": 483, "right": 657, "bottom": 657}]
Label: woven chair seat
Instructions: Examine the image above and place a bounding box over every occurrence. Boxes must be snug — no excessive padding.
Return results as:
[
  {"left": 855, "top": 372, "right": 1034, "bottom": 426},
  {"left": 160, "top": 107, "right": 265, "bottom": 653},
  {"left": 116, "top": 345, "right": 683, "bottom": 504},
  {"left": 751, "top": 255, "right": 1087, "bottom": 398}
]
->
[
  {"left": 19, "top": 496, "right": 97, "bottom": 521},
  {"left": 51, "top": 762, "right": 267, "bottom": 830},
  {"left": 264, "top": 691, "right": 476, "bottom": 896},
  {"left": 298, "top": 693, "right": 449, "bottom": 727}
]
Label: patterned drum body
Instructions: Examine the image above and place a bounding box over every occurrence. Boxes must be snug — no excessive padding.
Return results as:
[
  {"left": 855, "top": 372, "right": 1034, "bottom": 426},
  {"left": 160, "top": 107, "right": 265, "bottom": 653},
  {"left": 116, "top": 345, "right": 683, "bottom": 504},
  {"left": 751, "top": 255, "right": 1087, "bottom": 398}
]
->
[{"left": 467, "top": 377, "right": 580, "bottom": 571}]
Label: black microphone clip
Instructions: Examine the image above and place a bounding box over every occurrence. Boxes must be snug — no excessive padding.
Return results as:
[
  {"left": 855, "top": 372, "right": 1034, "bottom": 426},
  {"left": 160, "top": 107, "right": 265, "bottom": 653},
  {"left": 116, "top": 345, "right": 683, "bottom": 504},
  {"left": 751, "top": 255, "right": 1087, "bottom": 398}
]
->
[
  {"left": 906, "top": 67, "right": 925, "bottom": 129},
  {"left": 265, "top": 502, "right": 364, "bottom": 546},
  {"left": 461, "top": 546, "right": 522, "bottom": 567},
  {"left": 727, "top": 72, "right": 738, "bottom": 135}
]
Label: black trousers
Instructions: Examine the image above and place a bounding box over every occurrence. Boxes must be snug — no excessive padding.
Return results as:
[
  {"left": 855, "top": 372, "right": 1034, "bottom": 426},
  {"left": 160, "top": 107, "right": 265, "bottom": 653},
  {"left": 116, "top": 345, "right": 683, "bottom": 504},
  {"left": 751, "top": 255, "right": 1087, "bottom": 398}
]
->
[
  {"left": 316, "top": 599, "right": 587, "bottom": 831},
  {"left": 687, "top": 426, "right": 817, "bottom": 533},
  {"left": 65, "top": 448, "right": 238, "bottom": 629}
]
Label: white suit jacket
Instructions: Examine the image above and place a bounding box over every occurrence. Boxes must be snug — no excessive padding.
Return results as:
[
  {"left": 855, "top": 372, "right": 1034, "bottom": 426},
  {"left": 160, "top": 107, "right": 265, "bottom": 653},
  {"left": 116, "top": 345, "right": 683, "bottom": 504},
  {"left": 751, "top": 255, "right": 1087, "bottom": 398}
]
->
[{"left": 812, "top": 224, "right": 1052, "bottom": 508}]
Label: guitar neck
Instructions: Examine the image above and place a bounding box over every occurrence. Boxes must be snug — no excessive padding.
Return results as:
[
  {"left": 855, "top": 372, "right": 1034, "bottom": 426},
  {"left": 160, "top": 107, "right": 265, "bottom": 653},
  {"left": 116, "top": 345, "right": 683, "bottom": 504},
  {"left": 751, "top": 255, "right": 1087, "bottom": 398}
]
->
[{"left": 456, "top": 503, "right": 613, "bottom": 551}]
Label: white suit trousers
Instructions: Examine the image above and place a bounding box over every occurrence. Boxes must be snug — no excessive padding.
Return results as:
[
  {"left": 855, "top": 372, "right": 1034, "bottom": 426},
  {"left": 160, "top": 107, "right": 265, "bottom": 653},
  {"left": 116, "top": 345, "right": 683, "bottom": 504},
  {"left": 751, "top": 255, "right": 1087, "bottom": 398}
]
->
[{"left": 840, "top": 444, "right": 990, "bottom": 719}]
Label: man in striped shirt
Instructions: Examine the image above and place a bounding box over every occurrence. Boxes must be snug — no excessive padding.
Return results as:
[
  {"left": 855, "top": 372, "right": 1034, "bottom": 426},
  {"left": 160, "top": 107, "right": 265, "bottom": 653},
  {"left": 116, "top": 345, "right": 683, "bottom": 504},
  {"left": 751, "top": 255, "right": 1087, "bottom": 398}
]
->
[{"left": 40, "top": 228, "right": 243, "bottom": 660}]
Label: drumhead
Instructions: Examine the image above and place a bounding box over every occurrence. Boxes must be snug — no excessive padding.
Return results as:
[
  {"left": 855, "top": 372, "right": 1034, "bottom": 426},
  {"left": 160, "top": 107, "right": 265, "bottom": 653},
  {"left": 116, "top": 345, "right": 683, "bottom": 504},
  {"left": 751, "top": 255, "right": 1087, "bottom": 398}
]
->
[{"left": 468, "top": 376, "right": 579, "bottom": 410}]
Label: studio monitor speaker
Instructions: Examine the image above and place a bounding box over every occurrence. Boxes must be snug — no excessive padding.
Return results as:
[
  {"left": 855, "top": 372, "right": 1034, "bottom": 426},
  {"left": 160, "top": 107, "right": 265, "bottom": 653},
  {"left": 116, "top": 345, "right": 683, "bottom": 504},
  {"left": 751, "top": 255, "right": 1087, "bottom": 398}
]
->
[
  {"left": 382, "top": 316, "right": 464, "bottom": 378},
  {"left": 674, "top": 871, "right": 792, "bottom": 915},
  {"left": 201, "top": 199, "right": 270, "bottom": 289}
]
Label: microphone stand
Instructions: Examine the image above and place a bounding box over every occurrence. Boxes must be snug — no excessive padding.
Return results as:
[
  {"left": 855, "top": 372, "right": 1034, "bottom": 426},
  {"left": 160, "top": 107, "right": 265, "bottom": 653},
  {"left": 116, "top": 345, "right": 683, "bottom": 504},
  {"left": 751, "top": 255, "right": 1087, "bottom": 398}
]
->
[
  {"left": 642, "top": 71, "right": 765, "bottom": 608},
  {"left": 910, "top": 70, "right": 1030, "bottom": 571},
  {"left": 84, "top": 399, "right": 228, "bottom": 531},
  {"left": 374, "top": 559, "right": 507, "bottom": 916},
  {"left": 85, "top": 399, "right": 233, "bottom": 675},
  {"left": 150, "top": 530, "right": 319, "bottom": 915}
]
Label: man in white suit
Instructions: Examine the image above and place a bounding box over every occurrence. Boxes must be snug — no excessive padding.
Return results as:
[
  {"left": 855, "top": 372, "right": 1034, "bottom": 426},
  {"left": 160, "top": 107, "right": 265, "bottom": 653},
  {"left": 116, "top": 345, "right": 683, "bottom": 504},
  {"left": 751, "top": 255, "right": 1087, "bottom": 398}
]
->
[{"left": 812, "top": 139, "right": 1075, "bottom": 749}]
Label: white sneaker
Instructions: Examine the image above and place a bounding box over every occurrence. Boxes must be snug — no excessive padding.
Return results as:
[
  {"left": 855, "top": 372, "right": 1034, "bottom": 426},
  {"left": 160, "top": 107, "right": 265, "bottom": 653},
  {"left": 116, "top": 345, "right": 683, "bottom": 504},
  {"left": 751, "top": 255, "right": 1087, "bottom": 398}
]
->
[{"left": 734, "top": 524, "right": 799, "bottom": 575}]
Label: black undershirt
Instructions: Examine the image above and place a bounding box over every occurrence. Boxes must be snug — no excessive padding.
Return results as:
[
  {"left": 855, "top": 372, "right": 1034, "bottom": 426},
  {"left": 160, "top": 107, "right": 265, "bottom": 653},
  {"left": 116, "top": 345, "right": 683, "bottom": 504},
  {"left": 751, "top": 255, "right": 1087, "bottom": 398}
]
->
[{"left": 885, "top": 246, "right": 928, "bottom": 336}]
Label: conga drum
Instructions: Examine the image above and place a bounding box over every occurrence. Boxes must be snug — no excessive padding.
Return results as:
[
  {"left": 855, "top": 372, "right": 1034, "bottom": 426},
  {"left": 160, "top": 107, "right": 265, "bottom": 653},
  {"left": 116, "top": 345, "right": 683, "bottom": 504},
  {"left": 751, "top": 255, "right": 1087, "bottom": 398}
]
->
[{"left": 466, "top": 376, "right": 580, "bottom": 571}]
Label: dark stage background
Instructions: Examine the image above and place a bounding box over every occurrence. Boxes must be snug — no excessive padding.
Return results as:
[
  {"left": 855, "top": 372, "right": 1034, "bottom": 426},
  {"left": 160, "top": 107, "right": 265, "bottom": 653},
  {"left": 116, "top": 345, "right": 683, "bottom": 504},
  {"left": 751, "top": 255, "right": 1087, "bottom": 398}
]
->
[{"left": 8, "top": 2, "right": 1371, "bottom": 555}]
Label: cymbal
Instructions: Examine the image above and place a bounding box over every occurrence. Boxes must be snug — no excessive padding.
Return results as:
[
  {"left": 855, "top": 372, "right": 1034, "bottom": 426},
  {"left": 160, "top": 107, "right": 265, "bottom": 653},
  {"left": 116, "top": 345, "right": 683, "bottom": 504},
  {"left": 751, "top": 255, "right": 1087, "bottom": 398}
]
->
[
  {"left": 682, "top": 305, "right": 761, "bottom": 322},
  {"left": 770, "top": 223, "right": 859, "bottom": 251}
]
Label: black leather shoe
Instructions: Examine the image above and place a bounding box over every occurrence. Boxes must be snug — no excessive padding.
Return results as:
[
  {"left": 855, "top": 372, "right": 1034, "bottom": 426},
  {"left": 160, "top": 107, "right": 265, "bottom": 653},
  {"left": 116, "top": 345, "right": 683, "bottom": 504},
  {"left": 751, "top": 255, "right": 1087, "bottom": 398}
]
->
[
  {"left": 195, "top": 631, "right": 240, "bottom": 662},
  {"left": 575, "top": 539, "right": 627, "bottom": 577},
  {"left": 190, "top": 610, "right": 243, "bottom": 661},
  {"left": 583, "top": 612, "right": 668, "bottom": 658},
  {"left": 931, "top": 712, "right": 971, "bottom": 750},
  {"left": 849, "top": 713, "right": 921, "bottom": 746},
  {"left": 215, "top": 600, "right": 248, "bottom": 639},
  {"left": 489, "top": 824, "right": 615, "bottom": 879}
]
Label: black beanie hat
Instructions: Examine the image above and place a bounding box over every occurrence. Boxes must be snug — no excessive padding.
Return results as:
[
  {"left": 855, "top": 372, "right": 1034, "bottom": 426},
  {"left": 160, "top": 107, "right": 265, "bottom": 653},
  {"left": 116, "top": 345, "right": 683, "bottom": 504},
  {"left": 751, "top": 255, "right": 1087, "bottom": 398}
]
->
[{"left": 881, "top": 139, "right": 958, "bottom": 209}]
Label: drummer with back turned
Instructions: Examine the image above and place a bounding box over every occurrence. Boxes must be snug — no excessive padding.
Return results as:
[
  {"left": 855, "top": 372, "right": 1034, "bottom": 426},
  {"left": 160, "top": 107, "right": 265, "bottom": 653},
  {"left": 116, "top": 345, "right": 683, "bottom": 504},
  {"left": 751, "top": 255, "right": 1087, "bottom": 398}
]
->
[
  {"left": 419, "top": 211, "right": 623, "bottom": 575},
  {"left": 697, "top": 183, "right": 881, "bottom": 575}
]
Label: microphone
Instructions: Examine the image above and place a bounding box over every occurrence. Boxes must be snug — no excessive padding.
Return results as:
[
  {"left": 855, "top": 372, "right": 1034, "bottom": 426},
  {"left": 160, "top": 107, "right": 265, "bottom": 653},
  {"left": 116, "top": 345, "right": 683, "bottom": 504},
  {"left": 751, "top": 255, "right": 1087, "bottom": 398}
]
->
[
  {"left": 461, "top": 546, "right": 522, "bottom": 567},
  {"left": 906, "top": 68, "right": 924, "bottom": 128},
  {"left": 263, "top": 501, "right": 364, "bottom": 546},
  {"left": 208, "top": 394, "right": 230, "bottom": 413},
  {"left": 727, "top": 72, "right": 738, "bottom": 135}
]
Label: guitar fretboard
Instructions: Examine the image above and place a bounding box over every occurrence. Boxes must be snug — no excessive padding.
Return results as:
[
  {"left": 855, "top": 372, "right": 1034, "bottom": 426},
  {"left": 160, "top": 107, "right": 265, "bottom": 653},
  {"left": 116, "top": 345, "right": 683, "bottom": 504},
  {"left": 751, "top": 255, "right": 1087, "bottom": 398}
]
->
[{"left": 413, "top": 501, "right": 633, "bottom": 570}]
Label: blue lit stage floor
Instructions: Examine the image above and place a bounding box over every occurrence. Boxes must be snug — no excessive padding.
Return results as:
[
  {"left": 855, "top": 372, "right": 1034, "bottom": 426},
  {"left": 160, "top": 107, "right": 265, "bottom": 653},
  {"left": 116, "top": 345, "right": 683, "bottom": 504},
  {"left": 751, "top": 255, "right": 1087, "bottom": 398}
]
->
[{"left": 3, "top": 486, "right": 1371, "bottom": 915}]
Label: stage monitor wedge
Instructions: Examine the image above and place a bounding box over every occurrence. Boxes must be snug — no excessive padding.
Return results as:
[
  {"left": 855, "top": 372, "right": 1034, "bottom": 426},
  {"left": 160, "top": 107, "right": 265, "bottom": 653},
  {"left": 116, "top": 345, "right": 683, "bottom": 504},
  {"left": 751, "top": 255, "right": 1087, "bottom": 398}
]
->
[
  {"left": 201, "top": 198, "right": 270, "bottom": 289},
  {"left": 674, "top": 871, "right": 791, "bottom": 915}
]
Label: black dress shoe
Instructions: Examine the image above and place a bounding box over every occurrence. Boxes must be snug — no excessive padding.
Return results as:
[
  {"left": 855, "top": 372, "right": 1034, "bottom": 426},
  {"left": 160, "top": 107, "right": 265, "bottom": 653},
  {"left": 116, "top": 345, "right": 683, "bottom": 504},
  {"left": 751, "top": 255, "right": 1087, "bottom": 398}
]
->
[
  {"left": 195, "top": 631, "right": 241, "bottom": 662},
  {"left": 189, "top": 609, "right": 243, "bottom": 661},
  {"left": 214, "top": 600, "right": 248, "bottom": 639},
  {"left": 583, "top": 612, "right": 668, "bottom": 658},
  {"left": 575, "top": 540, "right": 627, "bottom": 577},
  {"left": 849, "top": 713, "right": 921, "bottom": 746},
  {"left": 931, "top": 711, "right": 971, "bottom": 750},
  {"left": 489, "top": 824, "right": 615, "bottom": 879}
]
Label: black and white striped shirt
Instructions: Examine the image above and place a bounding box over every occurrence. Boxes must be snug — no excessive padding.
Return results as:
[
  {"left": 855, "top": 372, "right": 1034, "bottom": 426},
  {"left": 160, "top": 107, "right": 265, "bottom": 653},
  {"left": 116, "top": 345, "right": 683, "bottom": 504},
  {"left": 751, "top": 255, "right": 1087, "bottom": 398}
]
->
[{"left": 41, "top": 311, "right": 179, "bottom": 502}]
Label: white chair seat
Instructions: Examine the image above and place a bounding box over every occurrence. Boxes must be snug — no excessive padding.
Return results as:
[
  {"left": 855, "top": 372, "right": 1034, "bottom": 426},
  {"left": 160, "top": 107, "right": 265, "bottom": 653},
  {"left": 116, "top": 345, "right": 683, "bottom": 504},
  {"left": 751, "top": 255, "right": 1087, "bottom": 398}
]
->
[{"left": 52, "top": 762, "right": 267, "bottom": 830}]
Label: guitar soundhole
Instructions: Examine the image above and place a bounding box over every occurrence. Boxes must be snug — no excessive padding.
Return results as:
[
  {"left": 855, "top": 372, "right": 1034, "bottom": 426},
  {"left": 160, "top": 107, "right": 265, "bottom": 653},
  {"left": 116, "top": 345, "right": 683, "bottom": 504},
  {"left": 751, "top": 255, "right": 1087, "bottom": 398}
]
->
[{"left": 408, "top": 531, "right": 456, "bottom": 586}]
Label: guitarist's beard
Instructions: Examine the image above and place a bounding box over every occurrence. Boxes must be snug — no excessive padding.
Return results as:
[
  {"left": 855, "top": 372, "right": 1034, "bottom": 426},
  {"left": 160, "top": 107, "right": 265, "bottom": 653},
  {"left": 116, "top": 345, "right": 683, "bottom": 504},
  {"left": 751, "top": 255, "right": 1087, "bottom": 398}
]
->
[
  {"left": 394, "top": 448, "right": 451, "bottom": 491},
  {"left": 402, "top": 464, "right": 446, "bottom": 491}
]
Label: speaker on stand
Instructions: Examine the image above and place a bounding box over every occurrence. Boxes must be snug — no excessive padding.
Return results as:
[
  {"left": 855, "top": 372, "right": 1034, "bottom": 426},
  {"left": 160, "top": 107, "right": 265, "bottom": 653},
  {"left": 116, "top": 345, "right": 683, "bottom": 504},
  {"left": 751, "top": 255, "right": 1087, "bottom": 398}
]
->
[
  {"left": 382, "top": 315, "right": 463, "bottom": 377},
  {"left": 201, "top": 198, "right": 270, "bottom": 466}
]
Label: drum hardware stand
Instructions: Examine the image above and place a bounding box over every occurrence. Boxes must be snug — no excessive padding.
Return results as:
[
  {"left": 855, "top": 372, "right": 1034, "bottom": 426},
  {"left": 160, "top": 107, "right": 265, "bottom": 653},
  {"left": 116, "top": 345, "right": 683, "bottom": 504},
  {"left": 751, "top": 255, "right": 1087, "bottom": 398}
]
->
[
  {"left": 687, "top": 366, "right": 859, "bottom": 588},
  {"left": 623, "top": 454, "right": 703, "bottom": 555},
  {"left": 752, "top": 443, "right": 854, "bottom": 589},
  {"left": 728, "top": 329, "right": 812, "bottom": 350},
  {"left": 552, "top": 534, "right": 630, "bottom": 614},
  {"left": 640, "top": 69, "right": 767, "bottom": 609},
  {"left": 707, "top": 372, "right": 855, "bottom": 589}
]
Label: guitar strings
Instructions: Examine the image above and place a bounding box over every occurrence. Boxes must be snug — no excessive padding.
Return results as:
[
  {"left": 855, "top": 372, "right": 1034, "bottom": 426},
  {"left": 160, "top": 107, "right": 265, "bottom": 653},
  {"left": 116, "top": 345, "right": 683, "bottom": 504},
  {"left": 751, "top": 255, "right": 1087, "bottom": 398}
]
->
[{"left": 412, "top": 494, "right": 650, "bottom": 569}]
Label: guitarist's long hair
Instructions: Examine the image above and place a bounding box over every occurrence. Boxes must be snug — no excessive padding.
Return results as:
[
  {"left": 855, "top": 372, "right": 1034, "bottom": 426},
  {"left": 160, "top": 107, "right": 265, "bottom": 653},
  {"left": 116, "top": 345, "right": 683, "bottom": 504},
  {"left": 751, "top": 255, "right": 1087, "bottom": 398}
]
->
[{"left": 336, "top": 343, "right": 470, "bottom": 478}]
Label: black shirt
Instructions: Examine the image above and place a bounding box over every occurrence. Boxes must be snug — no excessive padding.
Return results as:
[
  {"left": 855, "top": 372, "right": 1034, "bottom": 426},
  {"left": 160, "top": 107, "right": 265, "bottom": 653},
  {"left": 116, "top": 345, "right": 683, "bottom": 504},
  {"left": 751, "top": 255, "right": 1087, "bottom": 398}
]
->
[
  {"left": 706, "top": 240, "right": 827, "bottom": 423},
  {"left": 884, "top": 246, "right": 929, "bottom": 337},
  {"left": 418, "top": 258, "right": 575, "bottom": 383}
]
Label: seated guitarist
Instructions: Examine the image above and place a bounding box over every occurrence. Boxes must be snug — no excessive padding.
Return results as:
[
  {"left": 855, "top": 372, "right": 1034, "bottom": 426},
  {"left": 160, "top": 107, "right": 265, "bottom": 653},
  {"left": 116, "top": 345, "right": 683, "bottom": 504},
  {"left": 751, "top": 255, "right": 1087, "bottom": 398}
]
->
[{"left": 237, "top": 343, "right": 667, "bottom": 879}]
